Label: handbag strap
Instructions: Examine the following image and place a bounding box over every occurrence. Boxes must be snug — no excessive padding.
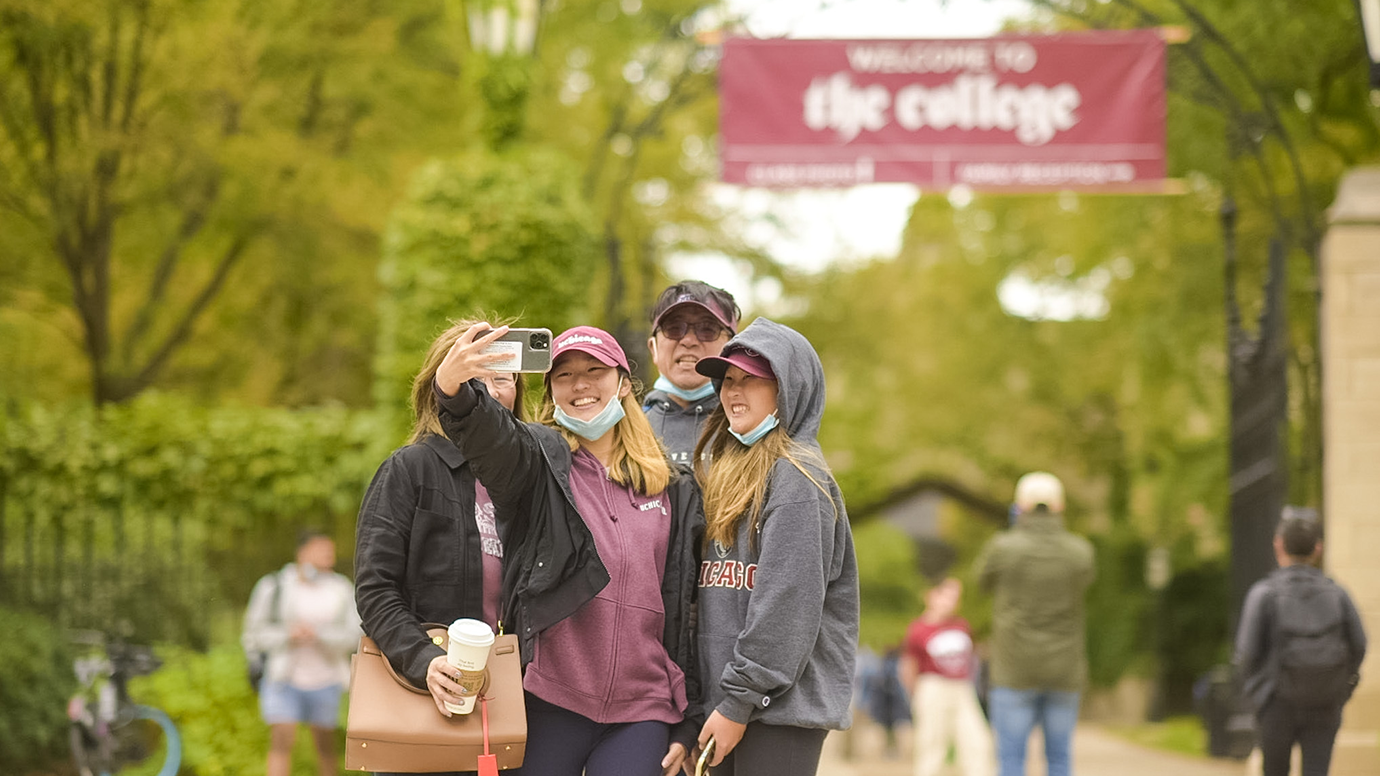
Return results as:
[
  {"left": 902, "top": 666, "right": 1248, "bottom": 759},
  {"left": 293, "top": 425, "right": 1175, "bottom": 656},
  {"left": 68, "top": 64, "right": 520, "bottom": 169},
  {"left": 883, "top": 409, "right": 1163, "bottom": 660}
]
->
[{"left": 370, "top": 624, "right": 450, "bottom": 695}]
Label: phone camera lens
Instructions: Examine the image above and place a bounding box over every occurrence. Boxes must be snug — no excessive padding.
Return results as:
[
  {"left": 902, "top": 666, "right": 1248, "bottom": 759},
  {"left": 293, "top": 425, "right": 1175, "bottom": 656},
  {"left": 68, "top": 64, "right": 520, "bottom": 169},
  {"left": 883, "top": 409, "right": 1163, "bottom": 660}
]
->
[{"left": 531, "top": 333, "right": 550, "bottom": 350}]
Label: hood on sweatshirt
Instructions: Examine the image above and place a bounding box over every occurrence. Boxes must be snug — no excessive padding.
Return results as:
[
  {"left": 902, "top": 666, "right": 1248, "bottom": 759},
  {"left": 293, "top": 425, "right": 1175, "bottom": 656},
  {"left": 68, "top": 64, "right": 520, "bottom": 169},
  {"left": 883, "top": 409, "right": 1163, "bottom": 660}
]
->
[{"left": 710, "top": 318, "right": 826, "bottom": 446}]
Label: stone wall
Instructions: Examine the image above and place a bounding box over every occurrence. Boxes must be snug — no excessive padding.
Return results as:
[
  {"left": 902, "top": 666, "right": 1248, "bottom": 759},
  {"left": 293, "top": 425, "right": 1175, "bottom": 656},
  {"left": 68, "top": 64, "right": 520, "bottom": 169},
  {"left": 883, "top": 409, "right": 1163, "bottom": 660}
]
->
[{"left": 1322, "top": 166, "right": 1380, "bottom": 775}]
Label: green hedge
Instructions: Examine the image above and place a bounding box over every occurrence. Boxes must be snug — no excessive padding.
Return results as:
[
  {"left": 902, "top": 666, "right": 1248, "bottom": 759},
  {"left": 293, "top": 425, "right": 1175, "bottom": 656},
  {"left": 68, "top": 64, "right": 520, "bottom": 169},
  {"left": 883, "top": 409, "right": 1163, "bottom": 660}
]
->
[
  {"left": 0, "top": 394, "right": 394, "bottom": 646},
  {"left": 0, "top": 607, "right": 78, "bottom": 773}
]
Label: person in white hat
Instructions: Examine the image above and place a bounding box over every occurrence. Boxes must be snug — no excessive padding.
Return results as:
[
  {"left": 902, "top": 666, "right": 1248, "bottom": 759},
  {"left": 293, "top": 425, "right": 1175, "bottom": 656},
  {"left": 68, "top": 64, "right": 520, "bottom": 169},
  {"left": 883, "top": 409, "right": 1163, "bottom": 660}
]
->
[{"left": 975, "top": 472, "right": 1094, "bottom": 776}]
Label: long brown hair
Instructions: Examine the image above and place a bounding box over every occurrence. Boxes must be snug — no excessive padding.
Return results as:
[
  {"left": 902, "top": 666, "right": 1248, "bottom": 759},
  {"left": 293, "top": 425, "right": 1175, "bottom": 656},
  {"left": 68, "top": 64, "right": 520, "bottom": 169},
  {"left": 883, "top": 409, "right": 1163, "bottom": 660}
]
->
[
  {"left": 408, "top": 318, "right": 526, "bottom": 445},
  {"left": 694, "top": 408, "right": 837, "bottom": 550},
  {"left": 538, "top": 371, "right": 674, "bottom": 495}
]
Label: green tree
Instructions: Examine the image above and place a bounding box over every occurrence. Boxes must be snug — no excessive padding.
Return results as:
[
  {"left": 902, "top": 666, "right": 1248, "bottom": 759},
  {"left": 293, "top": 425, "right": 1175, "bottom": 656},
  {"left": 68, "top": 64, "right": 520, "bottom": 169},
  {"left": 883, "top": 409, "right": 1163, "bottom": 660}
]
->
[
  {"left": 0, "top": 0, "right": 476, "bottom": 406},
  {"left": 373, "top": 149, "right": 600, "bottom": 426}
]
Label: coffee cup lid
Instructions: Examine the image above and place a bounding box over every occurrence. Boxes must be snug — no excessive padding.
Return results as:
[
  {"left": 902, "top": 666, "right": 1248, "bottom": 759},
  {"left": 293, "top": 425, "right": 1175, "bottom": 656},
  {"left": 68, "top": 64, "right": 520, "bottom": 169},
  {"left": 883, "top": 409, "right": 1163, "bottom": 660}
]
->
[{"left": 448, "top": 618, "right": 495, "bottom": 646}]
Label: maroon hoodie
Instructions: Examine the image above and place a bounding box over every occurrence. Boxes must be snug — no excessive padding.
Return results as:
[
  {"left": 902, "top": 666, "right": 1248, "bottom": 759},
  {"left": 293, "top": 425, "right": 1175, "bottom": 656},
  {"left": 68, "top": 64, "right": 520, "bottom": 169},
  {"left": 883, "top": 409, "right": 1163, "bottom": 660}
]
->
[{"left": 522, "top": 447, "right": 688, "bottom": 724}]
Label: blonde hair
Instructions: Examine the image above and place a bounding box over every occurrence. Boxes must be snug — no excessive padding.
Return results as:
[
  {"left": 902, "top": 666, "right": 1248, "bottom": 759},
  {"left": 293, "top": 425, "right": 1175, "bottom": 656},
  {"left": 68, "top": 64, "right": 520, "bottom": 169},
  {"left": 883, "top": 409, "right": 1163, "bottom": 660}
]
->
[
  {"left": 694, "top": 409, "right": 838, "bottom": 551},
  {"left": 538, "top": 371, "right": 674, "bottom": 495},
  {"left": 408, "top": 317, "right": 526, "bottom": 445}
]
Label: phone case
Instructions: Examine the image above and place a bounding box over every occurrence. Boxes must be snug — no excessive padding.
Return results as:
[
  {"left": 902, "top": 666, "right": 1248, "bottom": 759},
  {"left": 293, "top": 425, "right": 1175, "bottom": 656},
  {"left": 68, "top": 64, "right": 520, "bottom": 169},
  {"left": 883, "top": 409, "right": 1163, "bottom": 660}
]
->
[{"left": 482, "top": 328, "right": 553, "bottom": 373}]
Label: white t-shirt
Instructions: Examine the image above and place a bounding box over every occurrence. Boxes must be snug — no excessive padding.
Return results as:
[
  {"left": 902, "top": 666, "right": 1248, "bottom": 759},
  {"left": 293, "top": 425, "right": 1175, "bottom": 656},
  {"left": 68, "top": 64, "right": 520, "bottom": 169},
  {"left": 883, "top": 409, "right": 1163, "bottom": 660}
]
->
[{"left": 286, "top": 574, "right": 354, "bottom": 690}]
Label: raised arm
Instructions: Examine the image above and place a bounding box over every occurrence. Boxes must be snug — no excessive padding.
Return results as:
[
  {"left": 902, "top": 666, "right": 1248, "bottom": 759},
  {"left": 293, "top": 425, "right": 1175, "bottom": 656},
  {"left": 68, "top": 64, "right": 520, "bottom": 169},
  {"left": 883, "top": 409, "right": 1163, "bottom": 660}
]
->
[{"left": 434, "top": 323, "right": 546, "bottom": 508}]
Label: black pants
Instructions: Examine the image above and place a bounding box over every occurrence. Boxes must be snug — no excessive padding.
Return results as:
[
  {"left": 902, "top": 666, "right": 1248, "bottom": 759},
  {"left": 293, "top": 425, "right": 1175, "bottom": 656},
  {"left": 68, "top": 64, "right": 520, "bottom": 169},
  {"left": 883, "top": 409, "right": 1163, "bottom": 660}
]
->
[
  {"left": 1256, "top": 696, "right": 1343, "bottom": 776},
  {"left": 711, "top": 722, "right": 828, "bottom": 776}
]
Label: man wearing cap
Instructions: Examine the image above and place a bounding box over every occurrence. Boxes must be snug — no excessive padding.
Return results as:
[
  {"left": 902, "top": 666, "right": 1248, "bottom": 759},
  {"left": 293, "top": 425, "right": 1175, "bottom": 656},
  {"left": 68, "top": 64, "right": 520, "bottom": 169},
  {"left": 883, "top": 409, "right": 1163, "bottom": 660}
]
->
[
  {"left": 643, "top": 281, "right": 741, "bottom": 465},
  {"left": 974, "top": 472, "right": 1095, "bottom": 776}
]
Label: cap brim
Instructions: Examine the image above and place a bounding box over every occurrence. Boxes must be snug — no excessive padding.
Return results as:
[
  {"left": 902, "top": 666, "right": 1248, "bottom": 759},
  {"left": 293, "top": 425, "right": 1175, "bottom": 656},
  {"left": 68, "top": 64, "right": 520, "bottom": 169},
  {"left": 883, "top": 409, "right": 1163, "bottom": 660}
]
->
[
  {"left": 695, "top": 355, "right": 732, "bottom": 380},
  {"left": 696, "top": 351, "right": 774, "bottom": 380},
  {"left": 654, "top": 300, "right": 736, "bottom": 332}
]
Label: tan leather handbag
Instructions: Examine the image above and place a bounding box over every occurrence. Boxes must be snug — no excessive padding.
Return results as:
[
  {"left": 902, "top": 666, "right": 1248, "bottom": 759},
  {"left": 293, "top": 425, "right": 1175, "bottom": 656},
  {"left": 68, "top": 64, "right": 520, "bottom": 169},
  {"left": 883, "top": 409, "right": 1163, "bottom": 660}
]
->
[{"left": 345, "top": 626, "right": 527, "bottom": 773}]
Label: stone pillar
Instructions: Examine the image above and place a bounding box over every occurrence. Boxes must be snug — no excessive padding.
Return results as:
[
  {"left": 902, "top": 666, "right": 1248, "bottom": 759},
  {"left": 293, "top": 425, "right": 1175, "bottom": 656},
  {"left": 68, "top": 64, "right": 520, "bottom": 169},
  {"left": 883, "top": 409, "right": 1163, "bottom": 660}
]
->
[{"left": 1322, "top": 166, "right": 1380, "bottom": 775}]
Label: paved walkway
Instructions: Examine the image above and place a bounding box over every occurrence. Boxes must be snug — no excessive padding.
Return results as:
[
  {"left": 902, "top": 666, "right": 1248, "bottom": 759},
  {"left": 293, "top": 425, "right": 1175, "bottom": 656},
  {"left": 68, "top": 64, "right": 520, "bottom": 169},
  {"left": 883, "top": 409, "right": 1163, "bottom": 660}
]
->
[{"left": 818, "top": 717, "right": 1249, "bottom": 776}]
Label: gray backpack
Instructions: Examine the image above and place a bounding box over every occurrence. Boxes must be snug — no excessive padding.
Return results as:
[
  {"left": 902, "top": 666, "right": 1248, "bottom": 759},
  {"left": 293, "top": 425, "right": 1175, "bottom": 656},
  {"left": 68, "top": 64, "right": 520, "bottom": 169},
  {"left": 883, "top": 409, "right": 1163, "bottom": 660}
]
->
[
  {"left": 1271, "top": 573, "right": 1355, "bottom": 707},
  {"left": 246, "top": 572, "right": 284, "bottom": 692}
]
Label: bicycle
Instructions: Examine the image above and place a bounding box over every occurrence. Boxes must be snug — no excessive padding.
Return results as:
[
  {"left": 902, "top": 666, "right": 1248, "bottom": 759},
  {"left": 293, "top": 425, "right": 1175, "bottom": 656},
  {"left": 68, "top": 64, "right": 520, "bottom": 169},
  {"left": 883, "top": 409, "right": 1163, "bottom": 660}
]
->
[{"left": 66, "top": 630, "right": 182, "bottom": 776}]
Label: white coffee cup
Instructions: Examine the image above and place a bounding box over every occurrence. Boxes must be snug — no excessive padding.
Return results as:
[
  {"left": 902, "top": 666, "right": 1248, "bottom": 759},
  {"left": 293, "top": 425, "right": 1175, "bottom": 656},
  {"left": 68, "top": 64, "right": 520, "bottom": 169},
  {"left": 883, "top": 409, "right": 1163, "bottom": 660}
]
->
[{"left": 445, "top": 618, "right": 495, "bottom": 714}]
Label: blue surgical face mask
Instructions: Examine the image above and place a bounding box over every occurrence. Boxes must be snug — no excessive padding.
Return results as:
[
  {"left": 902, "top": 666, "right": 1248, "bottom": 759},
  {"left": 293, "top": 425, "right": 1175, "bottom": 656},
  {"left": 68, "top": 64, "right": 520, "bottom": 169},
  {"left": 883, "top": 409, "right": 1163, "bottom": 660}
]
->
[
  {"left": 653, "top": 375, "right": 716, "bottom": 403},
  {"left": 554, "top": 378, "right": 627, "bottom": 441},
  {"left": 730, "top": 411, "right": 779, "bottom": 447}
]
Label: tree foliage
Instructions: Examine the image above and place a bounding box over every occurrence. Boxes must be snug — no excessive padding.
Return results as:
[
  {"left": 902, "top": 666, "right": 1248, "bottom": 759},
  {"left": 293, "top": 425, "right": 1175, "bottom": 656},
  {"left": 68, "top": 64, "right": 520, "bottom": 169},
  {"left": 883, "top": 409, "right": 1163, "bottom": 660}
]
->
[
  {"left": 0, "top": 0, "right": 474, "bottom": 406},
  {"left": 374, "top": 149, "right": 600, "bottom": 424}
]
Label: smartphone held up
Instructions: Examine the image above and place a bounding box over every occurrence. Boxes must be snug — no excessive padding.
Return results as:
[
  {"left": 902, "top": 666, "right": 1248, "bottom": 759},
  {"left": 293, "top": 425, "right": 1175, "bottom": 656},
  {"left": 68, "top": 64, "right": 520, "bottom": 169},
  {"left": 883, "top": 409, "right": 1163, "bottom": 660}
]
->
[{"left": 477, "top": 327, "right": 552, "bottom": 373}]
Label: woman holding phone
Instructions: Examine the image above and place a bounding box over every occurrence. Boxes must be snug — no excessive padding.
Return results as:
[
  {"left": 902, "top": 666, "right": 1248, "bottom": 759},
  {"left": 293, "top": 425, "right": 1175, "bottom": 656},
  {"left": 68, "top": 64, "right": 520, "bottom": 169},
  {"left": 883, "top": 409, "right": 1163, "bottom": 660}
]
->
[
  {"left": 690, "top": 317, "right": 859, "bottom": 776},
  {"left": 353, "top": 318, "right": 527, "bottom": 776},
  {"left": 433, "top": 323, "right": 705, "bottom": 776}
]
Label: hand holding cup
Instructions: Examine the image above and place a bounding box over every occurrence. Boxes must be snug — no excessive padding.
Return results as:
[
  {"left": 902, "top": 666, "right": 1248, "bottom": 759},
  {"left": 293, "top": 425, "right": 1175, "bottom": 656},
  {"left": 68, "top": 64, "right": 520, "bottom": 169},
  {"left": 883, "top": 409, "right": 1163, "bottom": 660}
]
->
[{"left": 444, "top": 618, "right": 495, "bottom": 715}]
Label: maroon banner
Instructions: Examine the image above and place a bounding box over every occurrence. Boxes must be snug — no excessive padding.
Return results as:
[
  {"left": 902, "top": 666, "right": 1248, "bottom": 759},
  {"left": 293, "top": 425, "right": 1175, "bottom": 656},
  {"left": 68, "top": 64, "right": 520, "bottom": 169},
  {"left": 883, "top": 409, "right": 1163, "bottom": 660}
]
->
[{"left": 720, "top": 31, "right": 1166, "bottom": 190}]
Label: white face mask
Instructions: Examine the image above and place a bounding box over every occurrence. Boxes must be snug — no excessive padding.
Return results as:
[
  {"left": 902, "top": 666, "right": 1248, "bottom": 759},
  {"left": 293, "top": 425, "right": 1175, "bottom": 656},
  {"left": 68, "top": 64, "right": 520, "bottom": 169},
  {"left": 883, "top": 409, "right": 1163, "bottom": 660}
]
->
[
  {"left": 653, "top": 375, "right": 716, "bottom": 402},
  {"left": 553, "top": 378, "right": 627, "bottom": 441},
  {"left": 730, "top": 411, "right": 779, "bottom": 446}
]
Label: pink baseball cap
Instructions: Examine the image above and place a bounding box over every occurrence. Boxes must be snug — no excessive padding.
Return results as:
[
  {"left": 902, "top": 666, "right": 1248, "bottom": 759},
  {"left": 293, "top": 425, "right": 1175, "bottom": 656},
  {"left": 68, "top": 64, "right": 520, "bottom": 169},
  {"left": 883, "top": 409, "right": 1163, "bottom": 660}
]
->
[
  {"left": 695, "top": 345, "right": 775, "bottom": 381},
  {"left": 551, "top": 326, "right": 629, "bottom": 371}
]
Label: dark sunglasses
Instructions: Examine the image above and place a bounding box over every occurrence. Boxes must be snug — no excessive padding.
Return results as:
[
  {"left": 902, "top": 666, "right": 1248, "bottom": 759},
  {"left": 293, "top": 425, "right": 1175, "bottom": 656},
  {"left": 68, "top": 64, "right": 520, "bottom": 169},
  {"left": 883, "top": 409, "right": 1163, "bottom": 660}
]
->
[{"left": 658, "top": 321, "right": 728, "bottom": 342}]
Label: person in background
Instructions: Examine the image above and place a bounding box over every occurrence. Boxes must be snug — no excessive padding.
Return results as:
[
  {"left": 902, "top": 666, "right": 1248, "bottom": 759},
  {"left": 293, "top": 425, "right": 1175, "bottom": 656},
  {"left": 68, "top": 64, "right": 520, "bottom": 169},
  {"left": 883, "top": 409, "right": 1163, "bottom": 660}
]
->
[
  {"left": 642, "top": 281, "right": 741, "bottom": 465},
  {"left": 435, "top": 323, "right": 705, "bottom": 776},
  {"left": 1235, "top": 507, "right": 1367, "bottom": 776},
  {"left": 690, "top": 318, "right": 859, "bottom": 776},
  {"left": 900, "top": 577, "right": 993, "bottom": 776},
  {"left": 974, "top": 472, "right": 1094, "bottom": 776},
  {"left": 243, "top": 530, "right": 361, "bottom": 776},
  {"left": 353, "top": 317, "right": 528, "bottom": 776}
]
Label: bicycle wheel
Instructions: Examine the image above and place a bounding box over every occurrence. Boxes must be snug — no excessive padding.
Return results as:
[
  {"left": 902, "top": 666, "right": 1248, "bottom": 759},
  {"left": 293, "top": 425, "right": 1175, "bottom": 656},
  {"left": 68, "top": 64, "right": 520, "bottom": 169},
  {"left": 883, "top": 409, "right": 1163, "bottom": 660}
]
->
[{"left": 129, "top": 705, "right": 182, "bottom": 776}]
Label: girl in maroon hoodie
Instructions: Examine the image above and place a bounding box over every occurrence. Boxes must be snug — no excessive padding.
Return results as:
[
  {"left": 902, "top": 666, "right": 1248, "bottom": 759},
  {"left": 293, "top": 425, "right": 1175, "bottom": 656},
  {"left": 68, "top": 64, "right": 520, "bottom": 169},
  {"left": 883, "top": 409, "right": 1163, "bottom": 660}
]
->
[{"left": 434, "top": 324, "right": 705, "bottom": 776}]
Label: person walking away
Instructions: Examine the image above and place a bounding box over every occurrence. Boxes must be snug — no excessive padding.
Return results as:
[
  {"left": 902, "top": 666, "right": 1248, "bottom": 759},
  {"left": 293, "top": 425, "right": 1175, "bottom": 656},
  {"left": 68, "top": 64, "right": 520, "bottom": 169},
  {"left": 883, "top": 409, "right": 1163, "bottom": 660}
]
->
[
  {"left": 354, "top": 318, "right": 528, "bottom": 776},
  {"left": 975, "top": 472, "right": 1094, "bottom": 776},
  {"left": 435, "top": 323, "right": 705, "bottom": 776},
  {"left": 642, "top": 281, "right": 740, "bottom": 465},
  {"left": 869, "top": 645, "right": 911, "bottom": 757},
  {"left": 1235, "top": 507, "right": 1367, "bottom": 776},
  {"left": 690, "top": 318, "right": 859, "bottom": 776},
  {"left": 243, "top": 531, "right": 361, "bottom": 776},
  {"left": 900, "top": 577, "right": 994, "bottom": 776}
]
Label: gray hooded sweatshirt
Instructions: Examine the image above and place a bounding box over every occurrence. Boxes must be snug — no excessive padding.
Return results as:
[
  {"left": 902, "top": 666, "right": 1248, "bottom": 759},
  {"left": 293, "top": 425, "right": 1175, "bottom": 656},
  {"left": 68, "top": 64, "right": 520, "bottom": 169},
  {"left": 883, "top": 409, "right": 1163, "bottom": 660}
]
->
[
  {"left": 697, "top": 318, "right": 859, "bottom": 729},
  {"left": 642, "top": 389, "right": 718, "bottom": 466}
]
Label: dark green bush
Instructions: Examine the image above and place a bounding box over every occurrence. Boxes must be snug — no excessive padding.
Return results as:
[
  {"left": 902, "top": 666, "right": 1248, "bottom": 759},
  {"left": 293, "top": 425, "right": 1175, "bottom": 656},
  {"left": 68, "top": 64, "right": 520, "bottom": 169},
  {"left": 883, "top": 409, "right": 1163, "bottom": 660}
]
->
[{"left": 0, "top": 607, "right": 77, "bottom": 771}]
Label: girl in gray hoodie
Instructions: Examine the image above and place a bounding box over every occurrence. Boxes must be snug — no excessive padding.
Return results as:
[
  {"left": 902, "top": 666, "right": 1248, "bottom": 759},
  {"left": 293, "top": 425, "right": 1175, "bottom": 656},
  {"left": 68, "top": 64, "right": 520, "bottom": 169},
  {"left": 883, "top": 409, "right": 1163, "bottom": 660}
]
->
[{"left": 690, "top": 318, "right": 859, "bottom": 776}]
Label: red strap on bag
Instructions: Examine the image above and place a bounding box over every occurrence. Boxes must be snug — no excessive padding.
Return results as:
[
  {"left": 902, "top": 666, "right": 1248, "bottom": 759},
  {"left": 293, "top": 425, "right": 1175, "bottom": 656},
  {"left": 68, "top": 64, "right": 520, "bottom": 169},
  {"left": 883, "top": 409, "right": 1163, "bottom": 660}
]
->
[{"left": 477, "top": 695, "right": 498, "bottom": 776}]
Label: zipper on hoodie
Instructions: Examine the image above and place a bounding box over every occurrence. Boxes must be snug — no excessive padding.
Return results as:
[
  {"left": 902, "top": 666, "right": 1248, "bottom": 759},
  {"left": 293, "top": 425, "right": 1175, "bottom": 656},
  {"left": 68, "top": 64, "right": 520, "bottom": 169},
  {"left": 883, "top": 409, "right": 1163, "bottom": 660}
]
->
[{"left": 600, "top": 467, "right": 630, "bottom": 712}]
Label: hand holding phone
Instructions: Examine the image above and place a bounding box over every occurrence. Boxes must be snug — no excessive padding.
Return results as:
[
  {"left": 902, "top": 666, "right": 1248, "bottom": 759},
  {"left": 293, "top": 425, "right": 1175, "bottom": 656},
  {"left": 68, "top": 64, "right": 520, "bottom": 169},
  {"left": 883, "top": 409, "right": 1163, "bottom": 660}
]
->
[
  {"left": 436, "top": 324, "right": 514, "bottom": 396},
  {"left": 695, "top": 737, "right": 715, "bottom": 776}
]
